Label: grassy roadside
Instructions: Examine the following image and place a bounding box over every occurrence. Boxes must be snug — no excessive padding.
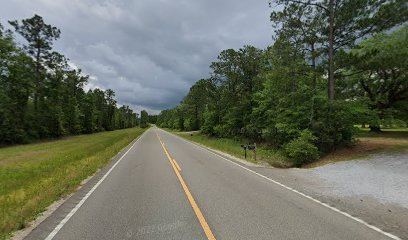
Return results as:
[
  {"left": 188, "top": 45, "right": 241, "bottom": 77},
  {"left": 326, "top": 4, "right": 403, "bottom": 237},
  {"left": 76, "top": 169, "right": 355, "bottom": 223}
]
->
[
  {"left": 0, "top": 127, "right": 146, "bottom": 240},
  {"left": 168, "top": 128, "right": 408, "bottom": 169},
  {"left": 171, "top": 131, "right": 294, "bottom": 168}
]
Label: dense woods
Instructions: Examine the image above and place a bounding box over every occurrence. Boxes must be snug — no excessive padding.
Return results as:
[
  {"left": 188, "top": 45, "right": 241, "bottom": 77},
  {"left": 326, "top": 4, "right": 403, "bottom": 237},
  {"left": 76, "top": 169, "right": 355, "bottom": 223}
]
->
[
  {"left": 157, "top": 0, "right": 408, "bottom": 164},
  {"left": 0, "top": 15, "right": 140, "bottom": 144}
]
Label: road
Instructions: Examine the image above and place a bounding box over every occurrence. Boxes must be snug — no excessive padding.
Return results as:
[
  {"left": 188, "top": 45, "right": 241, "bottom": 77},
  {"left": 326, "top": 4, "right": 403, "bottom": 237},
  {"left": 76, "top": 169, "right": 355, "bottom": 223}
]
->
[{"left": 25, "top": 127, "right": 400, "bottom": 240}]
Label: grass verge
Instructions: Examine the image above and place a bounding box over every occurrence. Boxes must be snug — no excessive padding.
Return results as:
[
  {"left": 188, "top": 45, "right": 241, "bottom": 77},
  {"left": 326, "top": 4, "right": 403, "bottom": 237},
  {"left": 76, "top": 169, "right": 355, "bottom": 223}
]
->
[
  {"left": 0, "top": 127, "right": 146, "bottom": 240},
  {"left": 172, "top": 131, "right": 294, "bottom": 168},
  {"left": 170, "top": 128, "right": 408, "bottom": 169}
]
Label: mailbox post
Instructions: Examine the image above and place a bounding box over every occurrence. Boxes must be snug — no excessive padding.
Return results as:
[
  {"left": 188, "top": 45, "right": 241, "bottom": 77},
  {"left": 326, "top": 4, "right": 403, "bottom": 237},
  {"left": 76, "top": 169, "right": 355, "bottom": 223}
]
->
[
  {"left": 247, "top": 144, "right": 256, "bottom": 161},
  {"left": 240, "top": 144, "right": 247, "bottom": 159},
  {"left": 241, "top": 144, "right": 257, "bottom": 160}
]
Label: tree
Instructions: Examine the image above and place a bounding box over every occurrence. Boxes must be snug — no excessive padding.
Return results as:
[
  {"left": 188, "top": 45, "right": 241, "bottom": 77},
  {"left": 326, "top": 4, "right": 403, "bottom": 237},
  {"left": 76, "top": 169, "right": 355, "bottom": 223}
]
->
[
  {"left": 140, "top": 110, "right": 149, "bottom": 128},
  {"left": 63, "top": 70, "right": 87, "bottom": 134},
  {"left": 341, "top": 24, "right": 408, "bottom": 131},
  {"left": 254, "top": 38, "right": 314, "bottom": 145},
  {"left": 104, "top": 89, "right": 117, "bottom": 131},
  {"left": 0, "top": 27, "right": 34, "bottom": 143},
  {"left": 208, "top": 46, "right": 263, "bottom": 137},
  {"left": 148, "top": 115, "right": 158, "bottom": 124},
  {"left": 1, "top": 15, "right": 139, "bottom": 144},
  {"left": 182, "top": 79, "right": 211, "bottom": 130},
  {"left": 41, "top": 51, "right": 68, "bottom": 137},
  {"left": 9, "top": 15, "right": 61, "bottom": 112},
  {"left": 270, "top": 0, "right": 408, "bottom": 100}
]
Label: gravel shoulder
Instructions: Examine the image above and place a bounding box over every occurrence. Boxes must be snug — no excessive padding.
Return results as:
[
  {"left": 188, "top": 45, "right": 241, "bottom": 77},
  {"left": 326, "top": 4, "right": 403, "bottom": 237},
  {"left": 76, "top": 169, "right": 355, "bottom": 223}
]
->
[{"left": 253, "top": 151, "right": 408, "bottom": 239}]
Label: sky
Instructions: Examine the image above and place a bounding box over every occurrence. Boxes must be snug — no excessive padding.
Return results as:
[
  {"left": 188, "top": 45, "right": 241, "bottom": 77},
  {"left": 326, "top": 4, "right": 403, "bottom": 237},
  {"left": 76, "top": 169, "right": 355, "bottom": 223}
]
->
[{"left": 0, "top": 0, "right": 274, "bottom": 114}]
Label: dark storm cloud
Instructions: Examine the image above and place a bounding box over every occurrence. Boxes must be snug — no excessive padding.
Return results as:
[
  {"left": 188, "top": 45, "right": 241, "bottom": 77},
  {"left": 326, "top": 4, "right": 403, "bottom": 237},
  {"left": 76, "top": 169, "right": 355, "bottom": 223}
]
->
[{"left": 0, "top": 0, "right": 273, "bottom": 113}]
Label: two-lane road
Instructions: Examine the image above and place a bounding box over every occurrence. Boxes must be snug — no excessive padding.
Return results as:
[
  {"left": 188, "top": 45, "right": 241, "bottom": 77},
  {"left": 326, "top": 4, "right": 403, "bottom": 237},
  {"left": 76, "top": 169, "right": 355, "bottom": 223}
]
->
[{"left": 26, "top": 128, "right": 399, "bottom": 240}]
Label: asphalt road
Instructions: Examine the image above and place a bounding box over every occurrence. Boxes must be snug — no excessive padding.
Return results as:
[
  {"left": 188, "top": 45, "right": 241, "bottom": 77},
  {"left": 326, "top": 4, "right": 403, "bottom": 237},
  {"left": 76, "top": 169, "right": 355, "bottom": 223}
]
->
[{"left": 25, "top": 127, "right": 399, "bottom": 240}]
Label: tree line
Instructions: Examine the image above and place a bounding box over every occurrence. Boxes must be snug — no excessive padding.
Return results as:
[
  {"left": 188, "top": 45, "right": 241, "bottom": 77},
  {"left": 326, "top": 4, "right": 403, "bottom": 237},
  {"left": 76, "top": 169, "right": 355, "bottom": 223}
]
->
[
  {"left": 0, "top": 15, "right": 142, "bottom": 144},
  {"left": 157, "top": 0, "right": 408, "bottom": 164}
]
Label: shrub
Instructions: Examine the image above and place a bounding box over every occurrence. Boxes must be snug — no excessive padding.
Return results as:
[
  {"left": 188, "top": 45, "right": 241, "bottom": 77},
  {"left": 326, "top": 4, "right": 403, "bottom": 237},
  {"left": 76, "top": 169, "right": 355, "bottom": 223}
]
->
[
  {"left": 312, "top": 99, "right": 356, "bottom": 153},
  {"left": 284, "top": 130, "right": 319, "bottom": 166}
]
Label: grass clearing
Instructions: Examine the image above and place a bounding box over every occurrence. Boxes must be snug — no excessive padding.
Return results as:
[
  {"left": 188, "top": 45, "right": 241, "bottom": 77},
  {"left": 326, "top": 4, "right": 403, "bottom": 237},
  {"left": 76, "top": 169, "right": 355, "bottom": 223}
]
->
[
  {"left": 0, "top": 127, "right": 146, "bottom": 240},
  {"left": 173, "top": 131, "right": 294, "bottom": 168}
]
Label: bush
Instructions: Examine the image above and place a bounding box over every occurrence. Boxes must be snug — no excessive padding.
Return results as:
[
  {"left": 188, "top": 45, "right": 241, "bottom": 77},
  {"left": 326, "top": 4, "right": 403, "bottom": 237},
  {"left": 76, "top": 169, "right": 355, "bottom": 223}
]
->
[
  {"left": 312, "top": 99, "right": 356, "bottom": 153},
  {"left": 284, "top": 130, "right": 319, "bottom": 166},
  {"left": 201, "top": 110, "right": 217, "bottom": 135}
]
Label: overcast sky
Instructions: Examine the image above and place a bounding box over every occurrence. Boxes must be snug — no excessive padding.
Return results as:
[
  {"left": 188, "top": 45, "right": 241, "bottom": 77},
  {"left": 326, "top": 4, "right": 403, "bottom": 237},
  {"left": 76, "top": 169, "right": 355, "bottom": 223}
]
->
[{"left": 0, "top": 0, "right": 273, "bottom": 114}]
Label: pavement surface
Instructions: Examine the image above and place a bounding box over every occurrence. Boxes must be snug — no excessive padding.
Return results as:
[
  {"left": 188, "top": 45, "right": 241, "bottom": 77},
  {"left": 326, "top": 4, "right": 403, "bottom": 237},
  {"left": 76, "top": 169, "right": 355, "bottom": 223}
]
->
[{"left": 24, "top": 127, "right": 403, "bottom": 240}]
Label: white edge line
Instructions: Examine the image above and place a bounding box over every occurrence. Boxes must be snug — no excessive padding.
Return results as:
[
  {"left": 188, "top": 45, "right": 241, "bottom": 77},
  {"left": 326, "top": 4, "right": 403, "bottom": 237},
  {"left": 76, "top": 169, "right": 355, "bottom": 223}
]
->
[
  {"left": 160, "top": 129, "right": 401, "bottom": 240},
  {"left": 44, "top": 131, "right": 147, "bottom": 240}
]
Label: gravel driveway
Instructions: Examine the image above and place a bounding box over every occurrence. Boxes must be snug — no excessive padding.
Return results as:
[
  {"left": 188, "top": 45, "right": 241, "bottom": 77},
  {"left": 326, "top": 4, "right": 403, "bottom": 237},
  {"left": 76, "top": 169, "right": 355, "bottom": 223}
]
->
[
  {"left": 253, "top": 151, "right": 408, "bottom": 239},
  {"left": 310, "top": 152, "right": 408, "bottom": 208}
]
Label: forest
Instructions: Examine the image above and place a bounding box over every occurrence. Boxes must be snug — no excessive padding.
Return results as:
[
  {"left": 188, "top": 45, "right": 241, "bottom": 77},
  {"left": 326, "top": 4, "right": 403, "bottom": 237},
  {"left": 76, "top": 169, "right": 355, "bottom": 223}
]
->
[
  {"left": 157, "top": 0, "right": 408, "bottom": 164},
  {"left": 0, "top": 15, "right": 141, "bottom": 144}
]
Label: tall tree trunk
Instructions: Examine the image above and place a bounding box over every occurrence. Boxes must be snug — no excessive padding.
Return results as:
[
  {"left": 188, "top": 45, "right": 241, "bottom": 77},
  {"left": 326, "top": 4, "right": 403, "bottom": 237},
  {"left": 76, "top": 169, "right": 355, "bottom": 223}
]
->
[
  {"left": 369, "top": 125, "right": 382, "bottom": 133},
  {"left": 195, "top": 104, "right": 199, "bottom": 130},
  {"left": 328, "top": 0, "right": 335, "bottom": 100},
  {"left": 309, "top": 43, "right": 317, "bottom": 125},
  {"left": 34, "top": 47, "right": 41, "bottom": 112}
]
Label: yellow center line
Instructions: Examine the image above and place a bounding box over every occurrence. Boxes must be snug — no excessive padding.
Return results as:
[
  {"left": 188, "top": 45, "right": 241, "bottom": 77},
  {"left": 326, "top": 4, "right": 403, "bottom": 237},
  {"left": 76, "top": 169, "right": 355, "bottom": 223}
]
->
[
  {"left": 156, "top": 132, "right": 216, "bottom": 240},
  {"left": 173, "top": 159, "right": 182, "bottom": 172}
]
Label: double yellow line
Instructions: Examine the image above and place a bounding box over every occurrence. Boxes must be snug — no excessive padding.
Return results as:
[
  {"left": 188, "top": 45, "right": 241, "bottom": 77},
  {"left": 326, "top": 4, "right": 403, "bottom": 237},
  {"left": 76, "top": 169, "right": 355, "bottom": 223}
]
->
[{"left": 156, "top": 132, "right": 216, "bottom": 240}]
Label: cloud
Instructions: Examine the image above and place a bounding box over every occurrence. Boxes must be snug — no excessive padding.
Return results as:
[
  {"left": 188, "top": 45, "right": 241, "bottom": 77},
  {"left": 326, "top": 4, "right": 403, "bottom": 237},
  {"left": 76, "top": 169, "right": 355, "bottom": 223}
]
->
[{"left": 0, "top": 0, "right": 273, "bottom": 113}]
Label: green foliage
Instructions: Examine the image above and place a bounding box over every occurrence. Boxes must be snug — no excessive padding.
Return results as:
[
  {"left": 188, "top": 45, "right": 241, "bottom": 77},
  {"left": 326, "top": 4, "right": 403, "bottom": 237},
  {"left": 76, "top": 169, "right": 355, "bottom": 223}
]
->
[
  {"left": 156, "top": 3, "right": 407, "bottom": 165},
  {"left": 158, "top": 29, "right": 407, "bottom": 165},
  {"left": 284, "top": 130, "right": 319, "bottom": 166},
  {"left": 311, "top": 100, "right": 356, "bottom": 152},
  {"left": 182, "top": 79, "right": 212, "bottom": 130},
  {"left": 0, "top": 15, "right": 139, "bottom": 144},
  {"left": 148, "top": 114, "right": 158, "bottom": 124},
  {"left": 140, "top": 110, "right": 149, "bottom": 128},
  {"left": 270, "top": 0, "right": 408, "bottom": 100},
  {"left": 158, "top": 39, "right": 356, "bottom": 164},
  {"left": 340, "top": 24, "right": 408, "bottom": 130}
]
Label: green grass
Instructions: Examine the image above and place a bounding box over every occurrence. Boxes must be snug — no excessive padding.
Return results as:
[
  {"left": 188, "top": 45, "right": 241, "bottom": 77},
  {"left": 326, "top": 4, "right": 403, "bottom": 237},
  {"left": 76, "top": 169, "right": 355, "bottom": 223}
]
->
[
  {"left": 172, "top": 128, "right": 408, "bottom": 169},
  {"left": 173, "top": 131, "right": 294, "bottom": 168},
  {"left": 0, "top": 127, "right": 146, "bottom": 240}
]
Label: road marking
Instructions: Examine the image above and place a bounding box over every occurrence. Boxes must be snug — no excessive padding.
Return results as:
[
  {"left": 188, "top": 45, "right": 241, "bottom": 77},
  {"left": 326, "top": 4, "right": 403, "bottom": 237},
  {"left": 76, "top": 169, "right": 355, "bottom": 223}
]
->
[
  {"left": 156, "top": 132, "right": 216, "bottom": 240},
  {"left": 173, "top": 159, "right": 182, "bottom": 172},
  {"left": 44, "top": 131, "right": 147, "bottom": 240},
  {"left": 160, "top": 129, "right": 401, "bottom": 240}
]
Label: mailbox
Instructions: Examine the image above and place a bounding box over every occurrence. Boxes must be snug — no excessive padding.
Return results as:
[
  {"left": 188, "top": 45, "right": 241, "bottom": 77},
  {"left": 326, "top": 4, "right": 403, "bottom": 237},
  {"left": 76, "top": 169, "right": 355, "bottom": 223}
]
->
[
  {"left": 247, "top": 145, "right": 256, "bottom": 151},
  {"left": 249, "top": 144, "right": 256, "bottom": 160},
  {"left": 241, "top": 144, "right": 256, "bottom": 160},
  {"left": 240, "top": 144, "right": 247, "bottom": 159}
]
